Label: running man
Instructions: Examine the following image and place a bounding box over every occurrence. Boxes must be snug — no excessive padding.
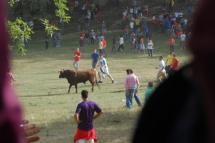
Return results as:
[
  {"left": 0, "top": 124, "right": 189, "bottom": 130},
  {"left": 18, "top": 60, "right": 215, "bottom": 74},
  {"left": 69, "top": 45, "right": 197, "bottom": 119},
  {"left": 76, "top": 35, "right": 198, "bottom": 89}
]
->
[{"left": 97, "top": 55, "right": 114, "bottom": 83}]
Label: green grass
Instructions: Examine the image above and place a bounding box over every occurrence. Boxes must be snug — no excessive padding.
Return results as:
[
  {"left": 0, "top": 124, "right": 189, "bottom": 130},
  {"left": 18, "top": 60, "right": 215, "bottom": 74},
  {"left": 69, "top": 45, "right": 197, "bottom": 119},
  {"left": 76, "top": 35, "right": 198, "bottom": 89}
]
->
[{"left": 13, "top": 30, "right": 190, "bottom": 143}]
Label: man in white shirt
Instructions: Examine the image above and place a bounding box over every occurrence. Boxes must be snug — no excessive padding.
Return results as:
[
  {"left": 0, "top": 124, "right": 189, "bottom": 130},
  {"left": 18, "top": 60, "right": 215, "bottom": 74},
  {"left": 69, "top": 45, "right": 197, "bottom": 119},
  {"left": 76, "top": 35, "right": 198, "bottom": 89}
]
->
[
  {"left": 98, "top": 55, "right": 114, "bottom": 83},
  {"left": 156, "top": 56, "right": 167, "bottom": 82},
  {"left": 118, "top": 36, "right": 125, "bottom": 52},
  {"left": 147, "top": 39, "right": 154, "bottom": 57},
  {"left": 130, "top": 21, "right": 134, "bottom": 31}
]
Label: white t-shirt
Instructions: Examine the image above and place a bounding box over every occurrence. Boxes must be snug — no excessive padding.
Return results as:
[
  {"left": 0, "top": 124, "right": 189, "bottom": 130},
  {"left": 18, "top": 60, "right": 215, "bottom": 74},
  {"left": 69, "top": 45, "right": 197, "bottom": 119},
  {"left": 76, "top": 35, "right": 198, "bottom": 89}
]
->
[
  {"left": 180, "top": 34, "right": 186, "bottom": 41},
  {"left": 99, "top": 58, "right": 109, "bottom": 74},
  {"left": 130, "top": 21, "right": 134, "bottom": 29},
  {"left": 159, "top": 60, "right": 166, "bottom": 73},
  {"left": 130, "top": 8, "right": 134, "bottom": 14},
  {"left": 119, "top": 37, "right": 124, "bottom": 45},
  {"left": 147, "top": 41, "right": 154, "bottom": 49}
]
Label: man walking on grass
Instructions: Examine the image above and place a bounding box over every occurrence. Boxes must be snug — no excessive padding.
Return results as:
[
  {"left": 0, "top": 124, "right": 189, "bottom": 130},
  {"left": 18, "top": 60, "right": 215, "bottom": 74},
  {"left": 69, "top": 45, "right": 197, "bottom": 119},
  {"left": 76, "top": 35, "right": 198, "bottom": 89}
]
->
[
  {"left": 74, "top": 90, "right": 103, "bottom": 143},
  {"left": 124, "top": 69, "right": 142, "bottom": 109}
]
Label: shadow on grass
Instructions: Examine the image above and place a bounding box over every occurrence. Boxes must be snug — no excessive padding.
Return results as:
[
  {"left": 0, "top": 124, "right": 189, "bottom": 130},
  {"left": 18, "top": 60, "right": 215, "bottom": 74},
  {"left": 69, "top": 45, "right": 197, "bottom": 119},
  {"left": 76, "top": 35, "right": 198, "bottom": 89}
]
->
[
  {"left": 39, "top": 108, "right": 141, "bottom": 143},
  {"left": 20, "top": 93, "right": 66, "bottom": 98}
]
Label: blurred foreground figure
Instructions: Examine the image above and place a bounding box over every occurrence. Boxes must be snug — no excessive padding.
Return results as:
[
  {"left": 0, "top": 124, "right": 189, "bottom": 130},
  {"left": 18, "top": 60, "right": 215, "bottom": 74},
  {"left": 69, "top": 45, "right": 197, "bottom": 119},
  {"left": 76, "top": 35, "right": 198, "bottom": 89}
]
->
[
  {"left": 133, "top": 0, "right": 215, "bottom": 143},
  {"left": 0, "top": 1, "right": 40, "bottom": 143}
]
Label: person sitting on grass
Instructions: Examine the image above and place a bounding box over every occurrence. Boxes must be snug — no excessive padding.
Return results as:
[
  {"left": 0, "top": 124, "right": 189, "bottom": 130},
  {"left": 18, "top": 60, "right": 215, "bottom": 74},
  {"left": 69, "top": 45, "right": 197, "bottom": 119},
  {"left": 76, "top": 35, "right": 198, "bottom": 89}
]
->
[{"left": 74, "top": 90, "right": 103, "bottom": 143}]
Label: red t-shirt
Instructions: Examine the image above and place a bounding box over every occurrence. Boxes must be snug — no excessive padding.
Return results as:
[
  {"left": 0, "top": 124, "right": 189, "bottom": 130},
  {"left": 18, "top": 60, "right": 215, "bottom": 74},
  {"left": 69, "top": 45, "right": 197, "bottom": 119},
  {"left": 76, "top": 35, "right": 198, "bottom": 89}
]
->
[
  {"left": 171, "top": 57, "right": 179, "bottom": 70},
  {"left": 74, "top": 50, "right": 81, "bottom": 61},
  {"left": 102, "top": 40, "right": 107, "bottom": 48}
]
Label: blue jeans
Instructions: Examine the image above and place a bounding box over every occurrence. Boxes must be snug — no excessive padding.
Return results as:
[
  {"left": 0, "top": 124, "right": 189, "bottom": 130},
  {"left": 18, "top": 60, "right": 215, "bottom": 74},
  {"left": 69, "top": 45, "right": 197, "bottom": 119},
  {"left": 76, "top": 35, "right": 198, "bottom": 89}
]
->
[
  {"left": 125, "top": 89, "right": 136, "bottom": 108},
  {"left": 134, "top": 89, "right": 142, "bottom": 106},
  {"left": 126, "top": 89, "right": 142, "bottom": 108}
]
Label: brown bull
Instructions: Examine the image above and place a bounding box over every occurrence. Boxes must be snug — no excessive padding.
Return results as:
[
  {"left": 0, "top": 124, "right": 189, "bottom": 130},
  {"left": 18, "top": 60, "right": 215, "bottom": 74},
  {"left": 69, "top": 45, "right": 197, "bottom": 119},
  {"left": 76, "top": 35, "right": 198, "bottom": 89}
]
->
[{"left": 59, "top": 69, "right": 98, "bottom": 93}]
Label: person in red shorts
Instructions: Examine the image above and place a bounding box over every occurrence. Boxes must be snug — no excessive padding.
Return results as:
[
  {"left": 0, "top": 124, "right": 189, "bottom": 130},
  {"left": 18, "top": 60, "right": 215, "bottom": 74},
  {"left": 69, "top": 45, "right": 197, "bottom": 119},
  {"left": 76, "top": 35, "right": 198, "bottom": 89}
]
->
[{"left": 74, "top": 90, "right": 103, "bottom": 143}]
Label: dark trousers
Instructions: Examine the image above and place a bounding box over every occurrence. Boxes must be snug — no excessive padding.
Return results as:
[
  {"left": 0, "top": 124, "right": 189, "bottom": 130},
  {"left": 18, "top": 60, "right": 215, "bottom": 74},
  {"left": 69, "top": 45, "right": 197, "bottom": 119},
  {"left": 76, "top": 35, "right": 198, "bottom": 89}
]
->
[
  {"left": 148, "top": 49, "right": 153, "bottom": 57},
  {"left": 118, "top": 44, "right": 124, "bottom": 52}
]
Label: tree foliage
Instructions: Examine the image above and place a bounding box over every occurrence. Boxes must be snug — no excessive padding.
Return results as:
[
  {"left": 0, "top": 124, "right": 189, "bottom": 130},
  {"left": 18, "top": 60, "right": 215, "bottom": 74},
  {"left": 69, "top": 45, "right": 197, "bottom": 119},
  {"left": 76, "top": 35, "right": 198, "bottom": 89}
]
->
[
  {"left": 54, "top": 0, "right": 71, "bottom": 23},
  {"left": 8, "top": 0, "right": 71, "bottom": 55},
  {"left": 41, "top": 19, "right": 59, "bottom": 37},
  {"left": 8, "top": 18, "right": 34, "bottom": 55}
]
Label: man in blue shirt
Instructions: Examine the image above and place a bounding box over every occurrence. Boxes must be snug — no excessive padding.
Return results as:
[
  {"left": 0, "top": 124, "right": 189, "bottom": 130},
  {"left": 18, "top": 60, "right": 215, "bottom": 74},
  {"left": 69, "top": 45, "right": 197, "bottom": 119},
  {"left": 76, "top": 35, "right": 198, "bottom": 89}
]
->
[{"left": 91, "top": 49, "right": 99, "bottom": 69}]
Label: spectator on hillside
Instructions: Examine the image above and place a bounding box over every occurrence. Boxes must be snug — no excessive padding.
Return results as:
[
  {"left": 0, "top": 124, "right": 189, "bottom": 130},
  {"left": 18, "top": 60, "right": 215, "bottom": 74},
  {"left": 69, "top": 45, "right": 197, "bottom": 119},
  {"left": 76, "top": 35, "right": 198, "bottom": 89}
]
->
[
  {"left": 79, "top": 32, "right": 85, "bottom": 47},
  {"left": 163, "top": 17, "right": 171, "bottom": 33},
  {"left": 122, "top": 8, "right": 128, "bottom": 20},
  {"left": 130, "top": 20, "right": 135, "bottom": 32},
  {"left": 89, "top": 29, "right": 96, "bottom": 44},
  {"left": 180, "top": 32, "right": 187, "bottom": 49},
  {"left": 74, "top": 90, "right": 102, "bottom": 143},
  {"left": 111, "top": 36, "right": 117, "bottom": 53},
  {"left": 98, "top": 38, "right": 107, "bottom": 56},
  {"left": 124, "top": 26, "right": 129, "bottom": 41},
  {"left": 101, "top": 38, "right": 107, "bottom": 56},
  {"left": 45, "top": 36, "right": 49, "bottom": 49},
  {"left": 139, "top": 36, "right": 145, "bottom": 53},
  {"left": 118, "top": 36, "right": 125, "bottom": 52},
  {"left": 147, "top": 39, "right": 154, "bottom": 57},
  {"left": 101, "top": 21, "right": 107, "bottom": 35},
  {"left": 168, "top": 36, "right": 176, "bottom": 52}
]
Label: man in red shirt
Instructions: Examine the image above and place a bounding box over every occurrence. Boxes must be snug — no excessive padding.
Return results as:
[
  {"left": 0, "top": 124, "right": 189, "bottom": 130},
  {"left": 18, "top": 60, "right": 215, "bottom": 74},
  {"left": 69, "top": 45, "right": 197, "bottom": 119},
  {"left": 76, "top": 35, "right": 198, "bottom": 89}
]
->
[
  {"left": 101, "top": 39, "right": 107, "bottom": 56},
  {"left": 74, "top": 48, "right": 81, "bottom": 73},
  {"left": 170, "top": 53, "right": 179, "bottom": 74}
]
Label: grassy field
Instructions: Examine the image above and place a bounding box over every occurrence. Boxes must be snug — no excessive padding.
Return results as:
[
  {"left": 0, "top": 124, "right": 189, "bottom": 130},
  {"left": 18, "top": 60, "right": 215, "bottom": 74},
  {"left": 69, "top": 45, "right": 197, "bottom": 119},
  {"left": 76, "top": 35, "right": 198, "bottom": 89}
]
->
[{"left": 12, "top": 31, "right": 190, "bottom": 143}]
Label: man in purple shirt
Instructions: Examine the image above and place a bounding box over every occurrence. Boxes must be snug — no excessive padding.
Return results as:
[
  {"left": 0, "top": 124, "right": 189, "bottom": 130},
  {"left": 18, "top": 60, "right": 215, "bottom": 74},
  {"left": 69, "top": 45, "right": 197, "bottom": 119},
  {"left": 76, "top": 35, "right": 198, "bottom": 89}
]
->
[{"left": 74, "top": 90, "right": 102, "bottom": 143}]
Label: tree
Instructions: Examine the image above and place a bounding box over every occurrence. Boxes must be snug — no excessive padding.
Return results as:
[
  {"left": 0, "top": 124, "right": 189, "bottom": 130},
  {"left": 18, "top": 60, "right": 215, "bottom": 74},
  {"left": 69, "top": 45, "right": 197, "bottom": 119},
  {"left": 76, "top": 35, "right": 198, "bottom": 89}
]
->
[{"left": 8, "top": 0, "right": 71, "bottom": 55}]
